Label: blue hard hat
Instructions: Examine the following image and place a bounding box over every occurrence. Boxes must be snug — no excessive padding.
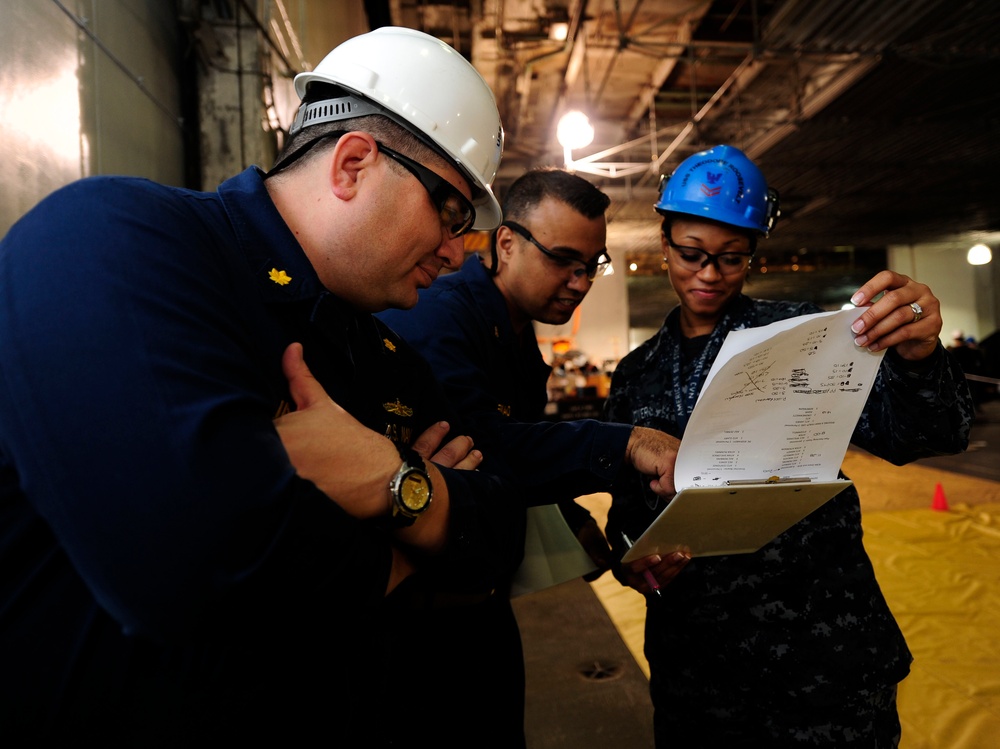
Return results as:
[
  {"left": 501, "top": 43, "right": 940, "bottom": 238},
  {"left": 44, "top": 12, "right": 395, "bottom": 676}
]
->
[{"left": 655, "top": 145, "right": 780, "bottom": 236}]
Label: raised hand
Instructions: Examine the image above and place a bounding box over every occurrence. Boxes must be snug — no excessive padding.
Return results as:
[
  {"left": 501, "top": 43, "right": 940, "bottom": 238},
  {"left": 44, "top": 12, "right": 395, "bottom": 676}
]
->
[{"left": 849, "top": 270, "right": 942, "bottom": 361}]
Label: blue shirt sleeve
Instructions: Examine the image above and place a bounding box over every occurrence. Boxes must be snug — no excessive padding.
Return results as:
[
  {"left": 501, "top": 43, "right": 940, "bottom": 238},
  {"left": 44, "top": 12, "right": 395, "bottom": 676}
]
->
[
  {"left": 379, "top": 273, "right": 632, "bottom": 506},
  {"left": 0, "top": 179, "right": 392, "bottom": 640},
  {"left": 852, "top": 344, "right": 975, "bottom": 464}
]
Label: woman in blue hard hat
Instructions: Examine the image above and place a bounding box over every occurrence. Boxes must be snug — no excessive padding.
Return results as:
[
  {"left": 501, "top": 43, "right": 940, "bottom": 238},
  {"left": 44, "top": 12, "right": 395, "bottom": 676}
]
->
[{"left": 605, "top": 145, "right": 975, "bottom": 746}]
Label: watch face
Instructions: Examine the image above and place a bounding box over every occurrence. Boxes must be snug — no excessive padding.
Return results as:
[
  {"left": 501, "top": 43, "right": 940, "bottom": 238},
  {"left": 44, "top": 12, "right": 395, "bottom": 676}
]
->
[{"left": 400, "top": 471, "right": 431, "bottom": 513}]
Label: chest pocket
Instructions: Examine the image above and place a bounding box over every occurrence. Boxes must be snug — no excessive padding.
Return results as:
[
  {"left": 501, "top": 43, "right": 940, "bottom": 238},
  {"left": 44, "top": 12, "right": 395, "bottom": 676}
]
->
[{"left": 270, "top": 297, "right": 449, "bottom": 446}]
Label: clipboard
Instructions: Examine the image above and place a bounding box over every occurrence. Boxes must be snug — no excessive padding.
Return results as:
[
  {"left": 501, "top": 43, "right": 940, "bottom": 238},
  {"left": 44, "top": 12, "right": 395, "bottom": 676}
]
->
[{"left": 621, "top": 478, "right": 851, "bottom": 562}]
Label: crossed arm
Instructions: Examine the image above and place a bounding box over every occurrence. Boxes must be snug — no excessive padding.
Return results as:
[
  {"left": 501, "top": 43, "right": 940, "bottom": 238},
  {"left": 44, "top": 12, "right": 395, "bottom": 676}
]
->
[{"left": 274, "top": 343, "right": 488, "bottom": 592}]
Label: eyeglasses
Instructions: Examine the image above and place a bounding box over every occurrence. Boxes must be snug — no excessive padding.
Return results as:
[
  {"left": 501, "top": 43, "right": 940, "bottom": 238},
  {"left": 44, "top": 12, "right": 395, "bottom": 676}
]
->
[
  {"left": 503, "top": 221, "right": 612, "bottom": 282},
  {"left": 376, "top": 142, "right": 476, "bottom": 238},
  {"left": 666, "top": 238, "right": 752, "bottom": 276}
]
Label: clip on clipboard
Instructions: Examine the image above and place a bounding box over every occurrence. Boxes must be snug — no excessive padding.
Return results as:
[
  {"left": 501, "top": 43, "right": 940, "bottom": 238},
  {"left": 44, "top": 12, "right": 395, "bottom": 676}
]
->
[{"left": 620, "top": 476, "right": 851, "bottom": 562}]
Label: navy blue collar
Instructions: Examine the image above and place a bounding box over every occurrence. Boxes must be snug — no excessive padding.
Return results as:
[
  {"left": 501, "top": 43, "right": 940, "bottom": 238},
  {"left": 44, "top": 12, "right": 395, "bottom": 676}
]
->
[
  {"left": 457, "top": 254, "right": 524, "bottom": 341},
  {"left": 218, "top": 166, "right": 326, "bottom": 305}
]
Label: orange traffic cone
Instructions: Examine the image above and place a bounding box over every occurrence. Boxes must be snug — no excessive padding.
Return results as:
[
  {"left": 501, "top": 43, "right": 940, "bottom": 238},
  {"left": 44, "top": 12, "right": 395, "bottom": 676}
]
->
[{"left": 931, "top": 483, "right": 949, "bottom": 512}]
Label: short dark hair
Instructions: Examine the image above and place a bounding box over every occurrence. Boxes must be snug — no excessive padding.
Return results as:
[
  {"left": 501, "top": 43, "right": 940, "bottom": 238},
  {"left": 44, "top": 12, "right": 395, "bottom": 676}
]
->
[
  {"left": 660, "top": 214, "right": 759, "bottom": 255},
  {"left": 490, "top": 168, "right": 609, "bottom": 273},
  {"left": 502, "top": 168, "right": 610, "bottom": 222},
  {"left": 268, "top": 83, "right": 441, "bottom": 179}
]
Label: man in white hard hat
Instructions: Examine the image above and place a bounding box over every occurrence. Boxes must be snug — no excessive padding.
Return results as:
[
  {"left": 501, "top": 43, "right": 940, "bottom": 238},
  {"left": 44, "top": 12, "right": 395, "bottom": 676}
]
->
[{"left": 0, "top": 28, "right": 645, "bottom": 745}]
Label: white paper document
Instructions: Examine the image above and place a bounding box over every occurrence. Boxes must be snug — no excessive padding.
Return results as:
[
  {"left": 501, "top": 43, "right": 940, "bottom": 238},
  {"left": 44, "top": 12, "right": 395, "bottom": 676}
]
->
[
  {"left": 622, "top": 308, "right": 885, "bottom": 561},
  {"left": 510, "top": 504, "right": 598, "bottom": 598}
]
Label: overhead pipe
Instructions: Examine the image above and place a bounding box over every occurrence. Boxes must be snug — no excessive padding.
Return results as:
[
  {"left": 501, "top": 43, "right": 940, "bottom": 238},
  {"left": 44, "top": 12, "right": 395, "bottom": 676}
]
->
[
  {"left": 512, "top": 0, "right": 588, "bottom": 138},
  {"left": 559, "top": 0, "right": 762, "bottom": 183},
  {"left": 540, "top": 0, "right": 915, "bottom": 185},
  {"left": 571, "top": 52, "right": 762, "bottom": 184}
]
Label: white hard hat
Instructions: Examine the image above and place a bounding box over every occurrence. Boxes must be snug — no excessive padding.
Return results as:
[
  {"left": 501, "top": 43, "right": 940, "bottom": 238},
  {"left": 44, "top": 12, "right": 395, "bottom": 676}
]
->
[{"left": 293, "top": 27, "right": 504, "bottom": 231}]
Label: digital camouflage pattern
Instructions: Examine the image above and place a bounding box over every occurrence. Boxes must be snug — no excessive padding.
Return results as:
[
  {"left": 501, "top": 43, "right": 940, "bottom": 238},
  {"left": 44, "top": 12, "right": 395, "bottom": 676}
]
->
[{"left": 605, "top": 294, "right": 975, "bottom": 745}]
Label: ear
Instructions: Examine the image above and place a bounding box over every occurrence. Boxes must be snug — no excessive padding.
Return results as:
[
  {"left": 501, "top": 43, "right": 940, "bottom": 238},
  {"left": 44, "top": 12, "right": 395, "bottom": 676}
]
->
[
  {"left": 328, "top": 132, "right": 379, "bottom": 201},
  {"left": 495, "top": 225, "right": 516, "bottom": 270},
  {"left": 659, "top": 231, "right": 670, "bottom": 260}
]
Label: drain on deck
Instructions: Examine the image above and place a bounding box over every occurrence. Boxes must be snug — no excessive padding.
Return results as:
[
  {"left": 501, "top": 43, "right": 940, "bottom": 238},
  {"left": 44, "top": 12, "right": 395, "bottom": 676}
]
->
[{"left": 578, "top": 660, "right": 624, "bottom": 682}]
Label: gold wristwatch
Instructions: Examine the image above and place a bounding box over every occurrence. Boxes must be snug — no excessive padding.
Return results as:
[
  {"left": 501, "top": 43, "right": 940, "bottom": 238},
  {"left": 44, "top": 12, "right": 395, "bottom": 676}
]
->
[{"left": 388, "top": 444, "right": 432, "bottom": 527}]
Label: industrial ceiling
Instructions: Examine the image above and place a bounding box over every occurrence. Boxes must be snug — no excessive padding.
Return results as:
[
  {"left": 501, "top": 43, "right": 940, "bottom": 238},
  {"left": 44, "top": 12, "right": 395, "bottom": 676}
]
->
[{"left": 378, "top": 0, "right": 1000, "bottom": 260}]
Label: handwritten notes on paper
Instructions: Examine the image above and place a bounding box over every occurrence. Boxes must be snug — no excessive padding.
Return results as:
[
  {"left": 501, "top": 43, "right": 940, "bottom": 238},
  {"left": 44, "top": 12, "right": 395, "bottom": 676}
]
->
[{"left": 676, "top": 308, "right": 885, "bottom": 489}]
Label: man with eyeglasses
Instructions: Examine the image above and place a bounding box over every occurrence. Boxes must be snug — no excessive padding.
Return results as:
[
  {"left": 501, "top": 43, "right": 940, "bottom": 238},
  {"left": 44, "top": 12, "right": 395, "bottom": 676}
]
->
[
  {"left": 0, "top": 28, "right": 563, "bottom": 746},
  {"left": 378, "top": 167, "right": 689, "bottom": 745}
]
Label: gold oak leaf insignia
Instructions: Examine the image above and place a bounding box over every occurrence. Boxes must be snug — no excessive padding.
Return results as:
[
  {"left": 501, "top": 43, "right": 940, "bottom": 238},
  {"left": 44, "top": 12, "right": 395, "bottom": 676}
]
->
[
  {"left": 383, "top": 338, "right": 397, "bottom": 352},
  {"left": 268, "top": 268, "right": 292, "bottom": 285}
]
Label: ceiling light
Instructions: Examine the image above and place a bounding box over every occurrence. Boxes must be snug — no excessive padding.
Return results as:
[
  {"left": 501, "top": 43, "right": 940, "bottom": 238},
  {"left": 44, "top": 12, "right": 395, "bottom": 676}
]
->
[
  {"left": 557, "top": 110, "right": 594, "bottom": 150},
  {"left": 967, "top": 244, "right": 992, "bottom": 265},
  {"left": 557, "top": 111, "right": 594, "bottom": 171}
]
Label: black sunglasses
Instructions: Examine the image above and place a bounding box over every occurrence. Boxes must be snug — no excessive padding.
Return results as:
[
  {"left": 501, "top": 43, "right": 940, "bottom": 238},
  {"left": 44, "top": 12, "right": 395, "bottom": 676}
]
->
[
  {"left": 503, "top": 221, "right": 612, "bottom": 282},
  {"left": 376, "top": 142, "right": 476, "bottom": 239}
]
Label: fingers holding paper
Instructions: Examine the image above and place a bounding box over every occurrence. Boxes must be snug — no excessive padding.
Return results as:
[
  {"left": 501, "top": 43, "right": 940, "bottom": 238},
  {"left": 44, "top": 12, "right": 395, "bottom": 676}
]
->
[
  {"left": 625, "top": 426, "right": 680, "bottom": 496},
  {"left": 848, "top": 270, "right": 941, "bottom": 361}
]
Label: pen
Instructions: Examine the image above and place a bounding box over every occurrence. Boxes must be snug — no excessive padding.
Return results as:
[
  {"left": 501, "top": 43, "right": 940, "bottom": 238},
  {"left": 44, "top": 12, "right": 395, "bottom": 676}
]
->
[{"left": 622, "top": 532, "right": 662, "bottom": 598}]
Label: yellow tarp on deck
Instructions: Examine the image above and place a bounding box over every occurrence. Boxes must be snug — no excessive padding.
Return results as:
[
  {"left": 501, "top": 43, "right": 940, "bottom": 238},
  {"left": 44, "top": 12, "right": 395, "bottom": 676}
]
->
[
  {"left": 865, "top": 503, "right": 1000, "bottom": 748},
  {"left": 584, "top": 452, "right": 1000, "bottom": 748}
]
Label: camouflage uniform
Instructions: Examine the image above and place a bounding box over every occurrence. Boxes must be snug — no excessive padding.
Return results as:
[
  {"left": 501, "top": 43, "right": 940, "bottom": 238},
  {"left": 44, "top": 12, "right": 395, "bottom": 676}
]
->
[{"left": 606, "top": 294, "right": 974, "bottom": 747}]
